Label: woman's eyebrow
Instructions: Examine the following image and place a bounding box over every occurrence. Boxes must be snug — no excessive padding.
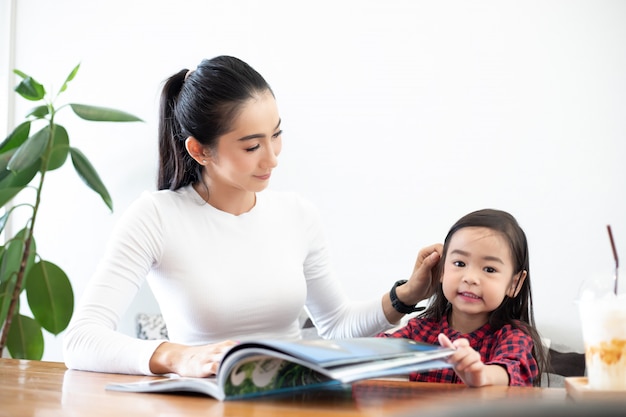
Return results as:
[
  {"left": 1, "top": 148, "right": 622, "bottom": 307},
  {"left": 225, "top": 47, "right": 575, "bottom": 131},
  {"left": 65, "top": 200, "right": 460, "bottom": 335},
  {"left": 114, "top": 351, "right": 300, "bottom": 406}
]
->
[
  {"left": 237, "top": 119, "right": 281, "bottom": 142},
  {"left": 237, "top": 133, "right": 263, "bottom": 142}
]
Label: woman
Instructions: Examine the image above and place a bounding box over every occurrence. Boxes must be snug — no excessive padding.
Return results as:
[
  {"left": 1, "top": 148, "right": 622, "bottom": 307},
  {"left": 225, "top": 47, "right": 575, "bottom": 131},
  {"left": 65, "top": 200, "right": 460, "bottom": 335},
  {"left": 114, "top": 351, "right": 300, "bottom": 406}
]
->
[{"left": 63, "top": 55, "right": 441, "bottom": 377}]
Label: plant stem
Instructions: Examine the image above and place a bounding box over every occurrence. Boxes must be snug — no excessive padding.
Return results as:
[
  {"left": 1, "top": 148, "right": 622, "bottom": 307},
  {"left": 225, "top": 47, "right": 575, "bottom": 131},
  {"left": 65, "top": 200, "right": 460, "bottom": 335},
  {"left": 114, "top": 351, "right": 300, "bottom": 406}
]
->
[{"left": 0, "top": 119, "right": 54, "bottom": 357}]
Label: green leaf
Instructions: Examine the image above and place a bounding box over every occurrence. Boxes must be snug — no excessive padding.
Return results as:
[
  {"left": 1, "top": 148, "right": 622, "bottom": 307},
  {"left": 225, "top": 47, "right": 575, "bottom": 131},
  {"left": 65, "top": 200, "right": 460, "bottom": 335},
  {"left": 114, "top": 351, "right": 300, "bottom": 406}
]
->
[
  {"left": 12, "top": 228, "right": 37, "bottom": 286},
  {"left": 0, "top": 244, "right": 8, "bottom": 322},
  {"left": 13, "top": 227, "right": 37, "bottom": 288},
  {"left": 0, "top": 121, "right": 31, "bottom": 153},
  {"left": 46, "top": 124, "right": 69, "bottom": 171},
  {"left": 8, "top": 126, "right": 50, "bottom": 172},
  {"left": 59, "top": 63, "right": 80, "bottom": 94},
  {"left": 0, "top": 146, "right": 40, "bottom": 190},
  {"left": 0, "top": 149, "right": 16, "bottom": 183},
  {"left": 0, "top": 275, "right": 10, "bottom": 326},
  {"left": 0, "top": 160, "right": 39, "bottom": 191},
  {"left": 0, "top": 211, "right": 9, "bottom": 235},
  {"left": 26, "top": 105, "right": 50, "bottom": 119},
  {"left": 26, "top": 260, "right": 74, "bottom": 335},
  {"left": 13, "top": 69, "right": 28, "bottom": 79},
  {"left": 0, "top": 277, "right": 15, "bottom": 328},
  {"left": 0, "top": 237, "right": 25, "bottom": 286},
  {"left": 6, "top": 314, "right": 44, "bottom": 360},
  {"left": 0, "top": 128, "right": 43, "bottom": 188},
  {"left": 0, "top": 187, "right": 24, "bottom": 207},
  {"left": 13, "top": 71, "right": 46, "bottom": 102},
  {"left": 0, "top": 238, "right": 25, "bottom": 325},
  {"left": 69, "top": 104, "right": 143, "bottom": 122},
  {"left": 70, "top": 147, "right": 113, "bottom": 211}
]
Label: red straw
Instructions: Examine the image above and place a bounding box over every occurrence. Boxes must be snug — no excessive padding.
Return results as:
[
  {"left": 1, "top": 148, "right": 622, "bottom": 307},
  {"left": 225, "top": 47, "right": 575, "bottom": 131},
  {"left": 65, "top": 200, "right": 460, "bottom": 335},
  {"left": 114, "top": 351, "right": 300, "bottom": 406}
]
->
[{"left": 607, "top": 225, "right": 619, "bottom": 294}]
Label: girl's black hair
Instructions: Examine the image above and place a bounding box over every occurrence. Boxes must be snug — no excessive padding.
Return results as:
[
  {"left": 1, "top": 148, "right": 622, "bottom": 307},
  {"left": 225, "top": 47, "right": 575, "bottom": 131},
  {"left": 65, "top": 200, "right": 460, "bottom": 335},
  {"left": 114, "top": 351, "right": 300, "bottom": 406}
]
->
[
  {"left": 423, "top": 208, "right": 547, "bottom": 386},
  {"left": 157, "top": 55, "right": 273, "bottom": 190}
]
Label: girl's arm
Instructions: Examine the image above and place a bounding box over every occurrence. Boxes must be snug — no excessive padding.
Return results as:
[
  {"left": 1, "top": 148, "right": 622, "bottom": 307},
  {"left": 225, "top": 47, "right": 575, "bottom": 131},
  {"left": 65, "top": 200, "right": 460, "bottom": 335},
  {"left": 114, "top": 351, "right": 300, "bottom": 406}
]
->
[{"left": 438, "top": 334, "right": 510, "bottom": 387}]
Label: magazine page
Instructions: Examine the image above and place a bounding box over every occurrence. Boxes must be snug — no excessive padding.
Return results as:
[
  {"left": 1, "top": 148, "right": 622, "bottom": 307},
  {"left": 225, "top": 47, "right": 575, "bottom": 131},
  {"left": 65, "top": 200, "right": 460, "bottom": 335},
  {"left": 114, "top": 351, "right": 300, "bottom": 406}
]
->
[
  {"left": 219, "top": 354, "right": 340, "bottom": 399},
  {"left": 106, "top": 376, "right": 226, "bottom": 401},
  {"left": 323, "top": 355, "right": 453, "bottom": 383},
  {"left": 220, "top": 346, "right": 453, "bottom": 390},
  {"left": 222, "top": 337, "right": 453, "bottom": 368},
  {"left": 218, "top": 338, "right": 454, "bottom": 390}
]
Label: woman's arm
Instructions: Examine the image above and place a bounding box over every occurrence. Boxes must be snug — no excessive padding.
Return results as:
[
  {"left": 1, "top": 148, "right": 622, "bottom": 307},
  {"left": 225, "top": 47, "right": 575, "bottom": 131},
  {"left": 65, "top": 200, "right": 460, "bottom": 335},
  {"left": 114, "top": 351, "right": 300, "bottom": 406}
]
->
[
  {"left": 149, "top": 340, "right": 236, "bottom": 376},
  {"left": 63, "top": 193, "right": 165, "bottom": 375}
]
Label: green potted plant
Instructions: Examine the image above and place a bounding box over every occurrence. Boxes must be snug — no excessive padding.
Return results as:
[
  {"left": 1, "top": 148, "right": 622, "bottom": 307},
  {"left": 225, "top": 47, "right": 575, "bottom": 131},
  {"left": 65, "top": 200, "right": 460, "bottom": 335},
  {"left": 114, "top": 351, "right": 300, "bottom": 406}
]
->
[{"left": 0, "top": 63, "right": 143, "bottom": 359}]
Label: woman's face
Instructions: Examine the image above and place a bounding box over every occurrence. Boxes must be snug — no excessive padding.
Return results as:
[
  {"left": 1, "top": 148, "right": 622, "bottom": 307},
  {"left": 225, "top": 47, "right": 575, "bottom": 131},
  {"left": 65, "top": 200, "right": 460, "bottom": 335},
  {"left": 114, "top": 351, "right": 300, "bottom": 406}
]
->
[{"left": 206, "top": 90, "right": 282, "bottom": 193}]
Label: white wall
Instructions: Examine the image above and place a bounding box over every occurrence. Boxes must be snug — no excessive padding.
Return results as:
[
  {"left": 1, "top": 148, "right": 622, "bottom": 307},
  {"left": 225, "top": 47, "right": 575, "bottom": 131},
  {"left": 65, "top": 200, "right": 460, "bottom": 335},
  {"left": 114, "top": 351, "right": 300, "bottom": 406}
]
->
[{"left": 2, "top": 0, "right": 625, "bottom": 361}]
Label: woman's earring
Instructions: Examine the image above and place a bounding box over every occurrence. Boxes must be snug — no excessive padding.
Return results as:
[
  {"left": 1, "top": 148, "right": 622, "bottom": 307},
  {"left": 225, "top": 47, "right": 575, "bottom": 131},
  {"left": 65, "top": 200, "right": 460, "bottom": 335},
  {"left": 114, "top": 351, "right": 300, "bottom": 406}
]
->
[{"left": 202, "top": 159, "right": 207, "bottom": 164}]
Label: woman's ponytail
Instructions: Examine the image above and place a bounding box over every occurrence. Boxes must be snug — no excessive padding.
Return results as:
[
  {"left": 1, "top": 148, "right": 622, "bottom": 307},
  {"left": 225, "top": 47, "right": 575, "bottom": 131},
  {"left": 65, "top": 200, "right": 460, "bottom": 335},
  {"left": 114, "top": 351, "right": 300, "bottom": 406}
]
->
[{"left": 157, "top": 69, "right": 200, "bottom": 190}]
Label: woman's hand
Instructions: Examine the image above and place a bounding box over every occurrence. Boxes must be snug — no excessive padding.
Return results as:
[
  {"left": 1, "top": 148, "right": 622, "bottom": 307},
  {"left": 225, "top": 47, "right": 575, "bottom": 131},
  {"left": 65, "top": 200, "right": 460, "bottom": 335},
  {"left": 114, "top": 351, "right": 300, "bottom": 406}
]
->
[
  {"left": 149, "top": 340, "right": 237, "bottom": 377},
  {"left": 438, "top": 333, "right": 509, "bottom": 387},
  {"left": 382, "top": 243, "right": 442, "bottom": 323},
  {"left": 398, "top": 243, "right": 443, "bottom": 305}
]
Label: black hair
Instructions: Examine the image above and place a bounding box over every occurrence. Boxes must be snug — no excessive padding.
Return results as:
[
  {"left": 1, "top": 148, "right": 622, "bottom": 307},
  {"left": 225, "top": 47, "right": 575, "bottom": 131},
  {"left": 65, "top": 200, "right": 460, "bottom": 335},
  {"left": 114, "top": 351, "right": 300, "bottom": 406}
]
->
[
  {"left": 157, "top": 55, "right": 274, "bottom": 190},
  {"left": 423, "top": 208, "right": 547, "bottom": 386}
]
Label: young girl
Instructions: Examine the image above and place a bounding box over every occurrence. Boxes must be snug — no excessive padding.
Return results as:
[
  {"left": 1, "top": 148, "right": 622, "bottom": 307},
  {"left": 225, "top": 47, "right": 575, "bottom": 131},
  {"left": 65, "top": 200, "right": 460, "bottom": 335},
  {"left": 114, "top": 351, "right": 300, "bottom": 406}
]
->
[
  {"left": 380, "top": 209, "right": 546, "bottom": 387},
  {"left": 62, "top": 55, "right": 442, "bottom": 377}
]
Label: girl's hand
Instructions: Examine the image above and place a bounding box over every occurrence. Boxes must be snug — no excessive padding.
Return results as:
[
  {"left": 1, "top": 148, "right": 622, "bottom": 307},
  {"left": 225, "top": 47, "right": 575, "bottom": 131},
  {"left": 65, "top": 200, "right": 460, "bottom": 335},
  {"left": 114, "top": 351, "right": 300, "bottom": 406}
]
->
[
  {"left": 438, "top": 334, "right": 509, "bottom": 387},
  {"left": 438, "top": 333, "right": 485, "bottom": 386},
  {"left": 149, "top": 340, "right": 237, "bottom": 377}
]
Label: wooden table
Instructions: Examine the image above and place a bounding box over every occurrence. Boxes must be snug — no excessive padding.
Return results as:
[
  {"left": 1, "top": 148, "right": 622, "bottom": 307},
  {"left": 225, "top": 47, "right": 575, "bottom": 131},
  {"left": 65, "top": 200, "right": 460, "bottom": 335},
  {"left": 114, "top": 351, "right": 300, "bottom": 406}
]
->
[{"left": 0, "top": 358, "right": 619, "bottom": 417}]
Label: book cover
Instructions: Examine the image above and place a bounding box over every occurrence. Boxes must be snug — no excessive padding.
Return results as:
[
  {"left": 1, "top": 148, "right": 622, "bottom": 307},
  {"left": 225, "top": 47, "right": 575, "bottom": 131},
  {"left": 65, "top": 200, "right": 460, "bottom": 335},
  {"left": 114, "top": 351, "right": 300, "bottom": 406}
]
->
[{"left": 106, "top": 337, "right": 453, "bottom": 401}]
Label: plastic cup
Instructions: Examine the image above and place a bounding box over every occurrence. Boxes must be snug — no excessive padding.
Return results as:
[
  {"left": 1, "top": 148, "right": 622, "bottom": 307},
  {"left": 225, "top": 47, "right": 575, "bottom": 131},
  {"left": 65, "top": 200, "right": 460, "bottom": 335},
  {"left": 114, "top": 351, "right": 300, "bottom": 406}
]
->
[{"left": 578, "top": 285, "right": 626, "bottom": 390}]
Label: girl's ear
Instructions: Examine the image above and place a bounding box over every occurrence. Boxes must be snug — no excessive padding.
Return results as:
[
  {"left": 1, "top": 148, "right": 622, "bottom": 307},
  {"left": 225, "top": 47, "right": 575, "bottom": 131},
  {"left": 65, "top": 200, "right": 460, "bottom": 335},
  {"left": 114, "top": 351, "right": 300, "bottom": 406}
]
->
[
  {"left": 185, "top": 137, "right": 210, "bottom": 165},
  {"left": 507, "top": 270, "right": 527, "bottom": 298}
]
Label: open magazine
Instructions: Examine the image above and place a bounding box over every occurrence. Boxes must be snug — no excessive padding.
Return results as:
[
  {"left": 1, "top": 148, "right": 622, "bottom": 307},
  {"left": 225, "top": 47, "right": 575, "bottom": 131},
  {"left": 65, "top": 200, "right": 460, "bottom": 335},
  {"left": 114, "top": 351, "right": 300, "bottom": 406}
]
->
[{"left": 105, "top": 337, "right": 454, "bottom": 401}]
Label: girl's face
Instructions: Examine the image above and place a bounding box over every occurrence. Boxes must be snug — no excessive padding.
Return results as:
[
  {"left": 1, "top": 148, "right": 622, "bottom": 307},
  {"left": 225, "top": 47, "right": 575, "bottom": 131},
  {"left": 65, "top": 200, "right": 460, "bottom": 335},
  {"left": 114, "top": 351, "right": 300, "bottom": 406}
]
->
[
  {"left": 206, "top": 90, "right": 282, "bottom": 194},
  {"left": 441, "top": 226, "right": 524, "bottom": 327}
]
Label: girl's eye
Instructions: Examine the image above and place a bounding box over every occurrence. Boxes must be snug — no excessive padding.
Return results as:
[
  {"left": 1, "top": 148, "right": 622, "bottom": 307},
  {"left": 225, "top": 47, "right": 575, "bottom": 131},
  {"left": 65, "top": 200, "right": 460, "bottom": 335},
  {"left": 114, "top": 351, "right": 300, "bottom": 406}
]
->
[
  {"left": 484, "top": 266, "right": 496, "bottom": 273},
  {"left": 245, "top": 144, "right": 260, "bottom": 152},
  {"left": 453, "top": 261, "right": 465, "bottom": 267},
  {"left": 272, "top": 130, "right": 283, "bottom": 139}
]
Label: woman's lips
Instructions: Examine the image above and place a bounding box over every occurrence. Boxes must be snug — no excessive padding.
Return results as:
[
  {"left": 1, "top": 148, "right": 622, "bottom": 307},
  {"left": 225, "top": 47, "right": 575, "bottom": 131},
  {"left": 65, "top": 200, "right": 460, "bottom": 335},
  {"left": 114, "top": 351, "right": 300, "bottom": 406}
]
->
[{"left": 255, "top": 173, "right": 271, "bottom": 180}]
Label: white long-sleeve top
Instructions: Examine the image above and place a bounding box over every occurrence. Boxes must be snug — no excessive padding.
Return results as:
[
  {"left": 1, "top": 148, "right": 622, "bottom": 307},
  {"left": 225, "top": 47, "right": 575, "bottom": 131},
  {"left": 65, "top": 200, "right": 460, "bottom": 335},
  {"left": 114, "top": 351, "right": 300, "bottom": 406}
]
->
[{"left": 63, "top": 185, "right": 391, "bottom": 375}]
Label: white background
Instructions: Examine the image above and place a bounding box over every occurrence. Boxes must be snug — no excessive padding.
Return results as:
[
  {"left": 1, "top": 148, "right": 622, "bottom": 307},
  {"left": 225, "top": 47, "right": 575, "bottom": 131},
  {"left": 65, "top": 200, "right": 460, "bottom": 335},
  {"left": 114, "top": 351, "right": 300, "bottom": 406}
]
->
[{"left": 1, "top": 0, "right": 625, "bottom": 361}]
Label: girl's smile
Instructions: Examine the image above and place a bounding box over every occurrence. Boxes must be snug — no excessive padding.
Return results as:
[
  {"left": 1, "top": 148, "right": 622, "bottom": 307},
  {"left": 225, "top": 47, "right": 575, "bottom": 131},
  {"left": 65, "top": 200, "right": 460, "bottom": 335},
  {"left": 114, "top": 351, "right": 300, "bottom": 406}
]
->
[{"left": 457, "top": 291, "right": 482, "bottom": 302}]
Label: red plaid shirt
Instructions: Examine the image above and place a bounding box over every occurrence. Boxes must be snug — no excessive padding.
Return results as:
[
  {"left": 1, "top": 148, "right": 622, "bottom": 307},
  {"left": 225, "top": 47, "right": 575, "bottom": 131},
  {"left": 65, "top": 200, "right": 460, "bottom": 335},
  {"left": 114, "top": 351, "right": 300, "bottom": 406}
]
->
[{"left": 378, "top": 315, "right": 538, "bottom": 386}]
